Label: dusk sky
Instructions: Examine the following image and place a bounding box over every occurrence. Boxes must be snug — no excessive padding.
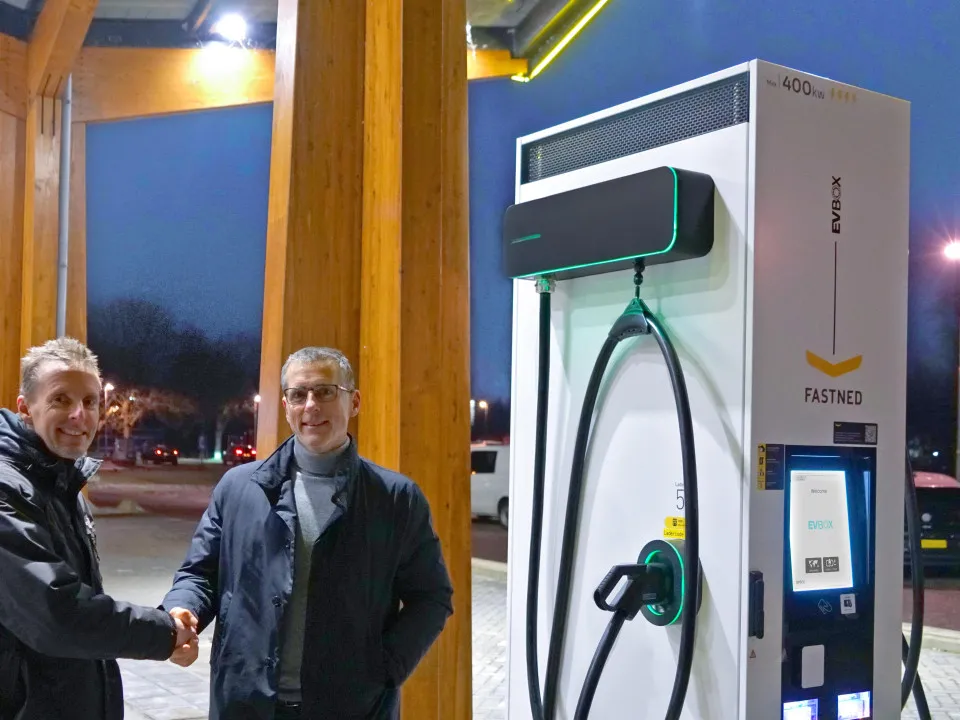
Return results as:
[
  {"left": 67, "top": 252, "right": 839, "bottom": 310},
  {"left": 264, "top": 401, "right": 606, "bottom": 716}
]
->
[{"left": 86, "top": 0, "right": 960, "bottom": 449}]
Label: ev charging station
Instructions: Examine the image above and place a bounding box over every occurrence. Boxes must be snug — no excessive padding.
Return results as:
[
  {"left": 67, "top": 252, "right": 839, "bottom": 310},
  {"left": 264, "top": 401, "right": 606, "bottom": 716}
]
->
[{"left": 503, "top": 61, "right": 914, "bottom": 719}]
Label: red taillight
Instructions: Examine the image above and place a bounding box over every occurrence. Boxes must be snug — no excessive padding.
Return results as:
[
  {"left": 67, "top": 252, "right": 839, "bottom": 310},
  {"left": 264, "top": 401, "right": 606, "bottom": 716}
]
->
[
  {"left": 173, "top": 450, "right": 178, "bottom": 455},
  {"left": 252, "top": 449, "right": 257, "bottom": 456},
  {"left": 235, "top": 448, "right": 242, "bottom": 455},
  {"left": 155, "top": 449, "right": 161, "bottom": 455}
]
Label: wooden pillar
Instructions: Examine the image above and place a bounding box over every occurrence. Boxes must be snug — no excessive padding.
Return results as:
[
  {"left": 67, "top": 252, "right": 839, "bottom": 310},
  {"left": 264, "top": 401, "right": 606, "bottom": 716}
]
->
[
  {"left": 20, "top": 96, "right": 62, "bottom": 353},
  {"left": 258, "top": 1, "right": 472, "bottom": 718},
  {"left": 0, "top": 111, "right": 26, "bottom": 405},
  {"left": 67, "top": 121, "right": 86, "bottom": 341},
  {"left": 257, "top": 0, "right": 365, "bottom": 453},
  {"left": 19, "top": 0, "right": 97, "bottom": 353}
]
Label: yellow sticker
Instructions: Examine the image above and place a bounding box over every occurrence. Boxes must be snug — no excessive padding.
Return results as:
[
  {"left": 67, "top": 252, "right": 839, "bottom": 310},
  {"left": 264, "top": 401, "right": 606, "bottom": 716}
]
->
[
  {"left": 757, "top": 444, "right": 767, "bottom": 490},
  {"left": 665, "top": 516, "right": 685, "bottom": 529},
  {"left": 664, "top": 526, "right": 685, "bottom": 540},
  {"left": 921, "top": 539, "right": 947, "bottom": 550}
]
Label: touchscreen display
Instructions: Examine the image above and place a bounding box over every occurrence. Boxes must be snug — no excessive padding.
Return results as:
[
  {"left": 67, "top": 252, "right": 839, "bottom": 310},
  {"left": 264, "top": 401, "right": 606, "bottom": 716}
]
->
[
  {"left": 837, "top": 691, "right": 871, "bottom": 719},
  {"left": 789, "top": 470, "right": 854, "bottom": 592},
  {"left": 783, "top": 699, "right": 818, "bottom": 720}
]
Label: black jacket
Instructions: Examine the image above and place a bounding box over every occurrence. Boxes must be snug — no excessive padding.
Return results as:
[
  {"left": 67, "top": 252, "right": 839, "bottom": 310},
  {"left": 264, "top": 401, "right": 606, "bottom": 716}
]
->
[
  {"left": 162, "top": 436, "right": 454, "bottom": 720},
  {"left": 0, "top": 409, "right": 179, "bottom": 720}
]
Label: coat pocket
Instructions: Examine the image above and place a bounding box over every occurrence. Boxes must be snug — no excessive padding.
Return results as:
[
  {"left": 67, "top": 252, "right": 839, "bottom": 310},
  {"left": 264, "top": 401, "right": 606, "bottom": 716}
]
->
[{"left": 211, "top": 592, "right": 232, "bottom": 665}]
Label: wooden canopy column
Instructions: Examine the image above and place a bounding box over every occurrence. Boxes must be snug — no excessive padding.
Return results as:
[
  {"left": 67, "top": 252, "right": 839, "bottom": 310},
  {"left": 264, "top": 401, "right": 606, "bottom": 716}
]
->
[
  {"left": 20, "top": 0, "right": 96, "bottom": 354},
  {"left": 257, "top": 1, "right": 472, "bottom": 718}
]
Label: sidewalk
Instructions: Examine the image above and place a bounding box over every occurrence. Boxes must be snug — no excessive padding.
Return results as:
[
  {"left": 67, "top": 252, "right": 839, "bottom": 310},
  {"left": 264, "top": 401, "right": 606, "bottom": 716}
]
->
[{"left": 115, "top": 563, "right": 960, "bottom": 720}]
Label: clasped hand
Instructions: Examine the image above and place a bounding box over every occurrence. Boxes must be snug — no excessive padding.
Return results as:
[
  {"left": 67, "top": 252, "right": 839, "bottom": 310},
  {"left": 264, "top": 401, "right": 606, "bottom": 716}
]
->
[{"left": 169, "top": 607, "right": 200, "bottom": 667}]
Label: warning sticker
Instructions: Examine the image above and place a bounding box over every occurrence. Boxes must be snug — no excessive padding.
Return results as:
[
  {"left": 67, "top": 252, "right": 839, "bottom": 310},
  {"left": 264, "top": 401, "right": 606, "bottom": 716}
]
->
[
  {"left": 756, "top": 444, "right": 784, "bottom": 490},
  {"left": 664, "top": 526, "right": 685, "bottom": 540}
]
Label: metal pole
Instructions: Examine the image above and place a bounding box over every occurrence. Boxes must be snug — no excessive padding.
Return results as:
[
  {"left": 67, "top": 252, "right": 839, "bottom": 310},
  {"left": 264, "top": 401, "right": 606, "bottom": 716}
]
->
[
  {"left": 955, "top": 262, "right": 960, "bottom": 478},
  {"left": 55, "top": 75, "right": 73, "bottom": 337}
]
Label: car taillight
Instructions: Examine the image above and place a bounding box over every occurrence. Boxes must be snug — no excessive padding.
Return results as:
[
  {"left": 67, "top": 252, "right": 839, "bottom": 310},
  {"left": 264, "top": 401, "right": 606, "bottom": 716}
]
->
[
  {"left": 235, "top": 448, "right": 242, "bottom": 455},
  {"left": 173, "top": 450, "right": 178, "bottom": 455},
  {"left": 252, "top": 449, "right": 257, "bottom": 456},
  {"left": 155, "top": 449, "right": 161, "bottom": 455}
]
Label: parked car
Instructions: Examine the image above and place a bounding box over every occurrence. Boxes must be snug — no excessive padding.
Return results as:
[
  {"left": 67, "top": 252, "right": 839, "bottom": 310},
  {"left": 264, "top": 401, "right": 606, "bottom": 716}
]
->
[
  {"left": 224, "top": 443, "right": 257, "bottom": 466},
  {"left": 146, "top": 444, "right": 179, "bottom": 465},
  {"left": 471, "top": 442, "right": 509, "bottom": 528},
  {"left": 904, "top": 471, "right": 960, "bottom": 568}
]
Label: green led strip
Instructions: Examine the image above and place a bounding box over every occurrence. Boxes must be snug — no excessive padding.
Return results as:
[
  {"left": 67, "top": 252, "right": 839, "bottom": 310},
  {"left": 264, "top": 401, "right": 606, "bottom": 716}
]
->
[
  {"left": 644, "top": 542, "right": 686, "bottom": 626},
  {"left": 510, "top": 233, "right": 542, "bottom": 244},
  {"left": 514, "top": 166, "right": 679, "bottom": 279}
]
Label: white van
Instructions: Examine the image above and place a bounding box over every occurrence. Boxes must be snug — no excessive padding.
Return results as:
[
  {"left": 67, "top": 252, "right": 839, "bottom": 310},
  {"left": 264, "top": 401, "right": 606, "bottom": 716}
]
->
[{"left": 470, "top": 442, "right": 509, "bottom": 528}]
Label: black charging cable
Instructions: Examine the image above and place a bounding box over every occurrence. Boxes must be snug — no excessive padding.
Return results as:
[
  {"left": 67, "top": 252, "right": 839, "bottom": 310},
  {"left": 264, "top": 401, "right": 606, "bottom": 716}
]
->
[{"left": 902, "top": 452, "right": 931, "bottom": 719}]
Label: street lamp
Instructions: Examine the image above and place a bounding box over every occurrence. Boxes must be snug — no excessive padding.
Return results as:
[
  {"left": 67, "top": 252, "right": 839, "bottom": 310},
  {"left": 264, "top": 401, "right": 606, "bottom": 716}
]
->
[
  {"left": 103, "top": 383, "right": 114, "bottom": 455},
  {"left": 478, "top": 399, "right": 489, "bottom": 436},
  {"left": 945, "top": 240, "right": 960, "bottom": 261},
  {"left": 253, "top": 393, "right": 261, "bottom": 446},
  {"left": 945, "top": 239, "right": 960, "bottom": 476}
]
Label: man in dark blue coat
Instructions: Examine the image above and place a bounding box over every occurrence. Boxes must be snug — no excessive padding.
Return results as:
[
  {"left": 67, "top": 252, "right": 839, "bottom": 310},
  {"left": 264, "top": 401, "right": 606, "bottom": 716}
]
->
[{"left": 163, "top": 346, "right": 454, "bottom": 720}]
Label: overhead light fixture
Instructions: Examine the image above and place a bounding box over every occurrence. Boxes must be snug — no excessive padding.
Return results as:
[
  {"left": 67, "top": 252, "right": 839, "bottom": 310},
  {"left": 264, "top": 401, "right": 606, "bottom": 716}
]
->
[
  {"left": 511, "top": 0, "right": 612, "bottom": 83},
  {"left": 211, "top": 13, "right": 248, "bottom": 43}
]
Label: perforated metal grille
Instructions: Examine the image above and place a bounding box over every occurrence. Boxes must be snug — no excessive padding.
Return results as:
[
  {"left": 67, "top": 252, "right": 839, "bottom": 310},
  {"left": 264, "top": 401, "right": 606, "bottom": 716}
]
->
[{"left": 521, "top": 73, "right": 750, "bottom": 184}]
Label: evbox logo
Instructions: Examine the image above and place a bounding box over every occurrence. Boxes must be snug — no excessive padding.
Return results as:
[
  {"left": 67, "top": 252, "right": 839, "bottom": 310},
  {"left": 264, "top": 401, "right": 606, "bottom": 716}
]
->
[
  {"left": 808, "top": 520, "right": 834, "bottom": 530},
  {"left": 831, "top": 176, "right": 842, "bottom": 234}
]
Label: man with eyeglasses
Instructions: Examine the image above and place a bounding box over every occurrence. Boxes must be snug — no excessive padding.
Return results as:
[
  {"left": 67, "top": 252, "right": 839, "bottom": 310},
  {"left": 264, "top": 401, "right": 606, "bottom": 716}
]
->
[{"left": 161, "top": 347, "right": 453, "bottom": 720}]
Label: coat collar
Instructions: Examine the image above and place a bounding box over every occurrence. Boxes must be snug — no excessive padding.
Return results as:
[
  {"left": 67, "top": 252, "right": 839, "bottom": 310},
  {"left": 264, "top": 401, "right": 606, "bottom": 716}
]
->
[
  {"left": 0, "top": 408, "right": 101, "bottom": 498},
  {"left": 251, "top": 433, "right": 361, "bottom": 506}
]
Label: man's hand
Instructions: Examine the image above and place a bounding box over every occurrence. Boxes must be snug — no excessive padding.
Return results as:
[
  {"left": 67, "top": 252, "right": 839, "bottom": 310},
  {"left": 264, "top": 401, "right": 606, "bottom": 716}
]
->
[{"left": 169, "top": 607, "right": 199, "bottom": 667}]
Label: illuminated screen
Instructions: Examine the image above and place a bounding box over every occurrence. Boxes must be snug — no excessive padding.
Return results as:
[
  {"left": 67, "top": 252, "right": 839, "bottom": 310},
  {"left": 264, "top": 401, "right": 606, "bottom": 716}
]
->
[
  {"left": 789, "top": 470, "right": 854, "bottom": 592},
  {"left": 783, "top": 698, "right": 818, "bottom": 720},
  {"left": 838, "top": 691, "right": 871, "bottom": 719}
]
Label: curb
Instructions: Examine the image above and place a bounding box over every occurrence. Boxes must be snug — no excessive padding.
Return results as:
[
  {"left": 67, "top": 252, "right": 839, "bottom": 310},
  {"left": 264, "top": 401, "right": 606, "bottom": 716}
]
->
[
  {"left": 471, "top": 558, "right": 508, "bottom": 576},
  {"left": 905, "top": 623, "right": 960, "bottom": 655},
  {"left": 87, "top": 498, "right": 147, "bottom": 516}
]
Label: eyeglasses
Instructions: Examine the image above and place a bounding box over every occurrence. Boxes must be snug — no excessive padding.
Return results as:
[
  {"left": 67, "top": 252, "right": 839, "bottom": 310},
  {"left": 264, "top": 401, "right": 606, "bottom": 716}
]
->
[{"left": 282, "top": 384, "right": 353, "bottom": 406}]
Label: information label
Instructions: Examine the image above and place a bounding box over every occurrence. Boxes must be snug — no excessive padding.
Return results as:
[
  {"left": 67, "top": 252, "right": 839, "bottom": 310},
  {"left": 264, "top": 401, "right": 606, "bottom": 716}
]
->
[
  {"left": 757, "top": 444, "right": 785, "bottom": 490},
  {"left": 789, "top": 469, "right": 854, "bottom": 592}
]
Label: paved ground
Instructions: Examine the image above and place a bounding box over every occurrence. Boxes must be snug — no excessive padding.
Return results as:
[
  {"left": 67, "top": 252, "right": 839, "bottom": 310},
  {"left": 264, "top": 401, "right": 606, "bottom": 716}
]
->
[
  {"left": 92, "top": 514, "right": 960, "bottom": 719},
  {"left": 904, "top": 570, "right": 960, "bottom": 633}
]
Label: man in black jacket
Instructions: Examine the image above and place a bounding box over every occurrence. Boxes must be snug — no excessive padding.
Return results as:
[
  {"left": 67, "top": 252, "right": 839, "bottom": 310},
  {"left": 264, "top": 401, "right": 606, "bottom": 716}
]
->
[
  {"left": 162, "top": 346, "right": 454, "bottom": 720},
  {"left": 0, "top": 338, "right": 198, "bottom": 720}
]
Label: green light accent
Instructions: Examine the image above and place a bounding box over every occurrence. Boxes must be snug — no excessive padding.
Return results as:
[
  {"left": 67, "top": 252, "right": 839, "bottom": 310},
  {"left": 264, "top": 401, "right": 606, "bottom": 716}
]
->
[
  {"left": 510, "top": 0, "right": 613, "bottom": 83},
  {"left": 514, "top": 167, "right": 679, "bottom": 279},
  {"left": 622, "top": 297, "right": 644, "bottom": 316},
  {"left": 644, "top": 550, "right": 664, "bottom": 616},
  {"left": 510, "top": 233, "right": 542, "bottom": 244},
  {"left": 644, "top": 542, "right": 686, "bottom": 626}
]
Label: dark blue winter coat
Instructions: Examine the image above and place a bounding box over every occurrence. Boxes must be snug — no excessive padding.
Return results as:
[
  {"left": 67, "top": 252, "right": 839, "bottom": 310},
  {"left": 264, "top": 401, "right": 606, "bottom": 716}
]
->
[{"left": 162, "top": 436, "right": 453, "bottom": 719}]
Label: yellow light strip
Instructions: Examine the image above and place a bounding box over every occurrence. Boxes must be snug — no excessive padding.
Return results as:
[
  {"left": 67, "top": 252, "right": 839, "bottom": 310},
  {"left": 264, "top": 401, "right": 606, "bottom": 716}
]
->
[{"left": 511, "top": 0, "right": 612, "bottom": 83}]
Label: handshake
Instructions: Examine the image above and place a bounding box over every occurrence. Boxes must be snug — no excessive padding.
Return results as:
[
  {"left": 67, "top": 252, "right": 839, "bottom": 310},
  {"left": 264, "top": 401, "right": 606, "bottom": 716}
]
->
[{"left": 169, "top": 607, "right": 200, "bottom": 667}]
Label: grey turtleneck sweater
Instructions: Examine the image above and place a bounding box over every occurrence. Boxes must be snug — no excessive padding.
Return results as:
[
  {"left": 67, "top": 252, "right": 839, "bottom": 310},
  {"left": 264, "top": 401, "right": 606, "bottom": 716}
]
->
[{"left": 277, "top": 436, "right": 350, "bottom": 702}]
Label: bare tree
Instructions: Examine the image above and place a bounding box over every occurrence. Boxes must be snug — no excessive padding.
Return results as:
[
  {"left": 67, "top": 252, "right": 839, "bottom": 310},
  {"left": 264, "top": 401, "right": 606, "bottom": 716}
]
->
[{"left": 101, "top": 386, "right": 197, "bottom": 457}]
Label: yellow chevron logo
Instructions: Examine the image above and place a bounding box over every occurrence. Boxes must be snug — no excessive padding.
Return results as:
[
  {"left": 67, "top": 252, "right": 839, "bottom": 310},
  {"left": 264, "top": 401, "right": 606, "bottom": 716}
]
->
[{"left": 806, "top": 351, "right": 862, "bottom": 378}]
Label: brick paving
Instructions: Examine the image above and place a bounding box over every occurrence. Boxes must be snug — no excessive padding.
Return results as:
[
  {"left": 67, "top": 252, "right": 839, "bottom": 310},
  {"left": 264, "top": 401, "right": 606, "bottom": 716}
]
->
[
  {"left": 86, "top": 515, "right": 960, "bottom": 719},
  {"left": 119, "top": 565, "right": 960, "bottom": 720}
]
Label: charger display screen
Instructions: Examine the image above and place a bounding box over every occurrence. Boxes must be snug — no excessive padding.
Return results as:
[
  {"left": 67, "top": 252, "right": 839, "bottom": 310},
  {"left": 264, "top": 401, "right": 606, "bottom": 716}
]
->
[
  {"left": 837, "top": 691, "right": 871, "bottom": 719},
  {"left": 783, "top": 698, "right": 818, "bottom": 720},
  {"left": 789, "top": 470, "right": 854, "bottom": 592}
]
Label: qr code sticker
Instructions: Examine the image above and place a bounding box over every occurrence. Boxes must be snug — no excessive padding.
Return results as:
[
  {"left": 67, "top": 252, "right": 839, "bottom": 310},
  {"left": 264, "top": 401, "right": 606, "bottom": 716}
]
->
[{"left": 864, "top": 424, "right": 877, "bottom": 444}]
